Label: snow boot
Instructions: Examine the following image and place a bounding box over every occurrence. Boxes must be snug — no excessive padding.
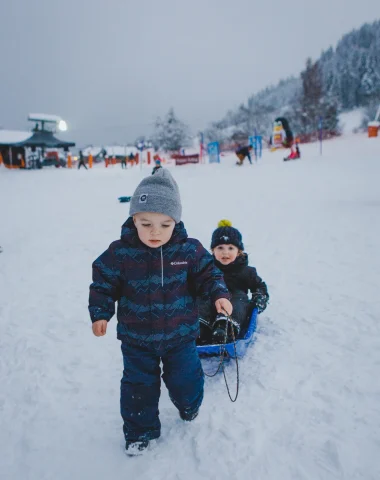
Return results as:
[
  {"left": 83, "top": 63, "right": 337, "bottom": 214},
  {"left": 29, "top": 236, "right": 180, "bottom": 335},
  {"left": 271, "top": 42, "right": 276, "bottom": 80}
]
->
[
  {"left": 212, "top": 326, "right": 227, "bottom": 344},
  {"left": 125, "top": 439, "right": 149, "bottom": 456},
  {"left": 212, "top": 314, "right": 240, "bottom": 344},
  {"left": 180, "top": 409, "right": 199, "bottom": 422}
]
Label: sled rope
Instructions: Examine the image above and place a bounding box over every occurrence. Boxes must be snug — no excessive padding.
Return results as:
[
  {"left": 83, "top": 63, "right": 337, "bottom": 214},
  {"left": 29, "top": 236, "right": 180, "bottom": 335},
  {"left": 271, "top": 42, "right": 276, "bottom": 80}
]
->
[{"left": 203, "top": 308, "right": 240, "bottom": 402}]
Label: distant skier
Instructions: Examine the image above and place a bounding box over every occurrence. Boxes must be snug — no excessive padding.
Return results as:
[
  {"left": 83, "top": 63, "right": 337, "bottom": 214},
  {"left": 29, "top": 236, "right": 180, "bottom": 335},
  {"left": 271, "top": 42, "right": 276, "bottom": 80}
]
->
[
  {"left": 235, "top": 145, "right": 253, "bottom": 165},
  {"left": 152, "top": 156, "right": 162, "bottom": 175},
  {"left": 77, "top": 150, "right": 87, "bottom": 170},
  {"left": 128, "top": 152, "right": 135, "bottom": 166}
]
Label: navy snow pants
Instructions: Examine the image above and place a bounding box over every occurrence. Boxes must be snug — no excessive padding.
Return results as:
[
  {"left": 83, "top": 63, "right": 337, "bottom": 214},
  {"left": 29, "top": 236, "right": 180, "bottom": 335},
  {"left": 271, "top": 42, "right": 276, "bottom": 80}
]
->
[{"left": 120, "top": 339, "right": 204, "bottom": 442}]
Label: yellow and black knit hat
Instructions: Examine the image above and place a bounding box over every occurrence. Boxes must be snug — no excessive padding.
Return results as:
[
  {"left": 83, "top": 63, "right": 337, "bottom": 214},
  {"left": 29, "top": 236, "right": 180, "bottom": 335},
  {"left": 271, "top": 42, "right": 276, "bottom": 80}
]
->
[{"left": 211, "top": 220, "right": 244, "bottom": 250}]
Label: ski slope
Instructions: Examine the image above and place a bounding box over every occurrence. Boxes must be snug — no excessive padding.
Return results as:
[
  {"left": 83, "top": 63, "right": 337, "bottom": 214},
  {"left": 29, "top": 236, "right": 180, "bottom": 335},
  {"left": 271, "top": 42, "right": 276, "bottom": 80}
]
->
[{"left": 1, "top": 134, "right": 380, "bottom": 480}]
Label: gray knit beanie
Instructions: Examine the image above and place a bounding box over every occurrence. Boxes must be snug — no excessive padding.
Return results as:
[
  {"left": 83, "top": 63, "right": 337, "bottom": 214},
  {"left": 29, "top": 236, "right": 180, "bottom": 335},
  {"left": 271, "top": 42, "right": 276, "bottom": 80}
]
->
[{"left": 129, "top": 168, "right": 182, "bottom": 223}]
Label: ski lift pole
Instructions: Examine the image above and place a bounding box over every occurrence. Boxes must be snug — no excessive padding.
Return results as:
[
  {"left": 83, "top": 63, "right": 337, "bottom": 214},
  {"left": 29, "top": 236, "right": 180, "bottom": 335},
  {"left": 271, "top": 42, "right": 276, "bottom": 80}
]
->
[
  {"left": 319, "top": 117, "right": 323, "bottom": 156},
  {"left": 200, "top": 132, "right": 204, "bottom": 164},
  {"left": 374, "top": 104, "right": 380, "bottom": 123}
]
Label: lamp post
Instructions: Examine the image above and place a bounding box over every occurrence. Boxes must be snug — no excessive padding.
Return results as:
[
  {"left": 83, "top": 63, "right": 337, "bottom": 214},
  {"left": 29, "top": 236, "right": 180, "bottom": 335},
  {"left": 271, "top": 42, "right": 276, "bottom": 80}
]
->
[
  {"left": 137, "top": 141, "right": 144, "bottom": 171},
  {"left": 137, "top": 140, "right": 153, "bottom": 171}
]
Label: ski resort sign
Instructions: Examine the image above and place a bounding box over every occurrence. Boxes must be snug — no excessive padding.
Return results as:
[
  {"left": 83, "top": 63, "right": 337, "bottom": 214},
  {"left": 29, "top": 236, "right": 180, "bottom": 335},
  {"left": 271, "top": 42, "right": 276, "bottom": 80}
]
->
[{"left": 207, "top": 142, "right": 220, "bottom": 163}]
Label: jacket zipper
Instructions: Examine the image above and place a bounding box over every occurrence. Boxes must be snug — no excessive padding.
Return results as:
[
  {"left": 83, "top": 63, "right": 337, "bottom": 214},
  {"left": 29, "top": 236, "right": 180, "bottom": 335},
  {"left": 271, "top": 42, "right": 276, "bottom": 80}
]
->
[{"left": 160, "top": 246, "right": 164, "bottom": 287}]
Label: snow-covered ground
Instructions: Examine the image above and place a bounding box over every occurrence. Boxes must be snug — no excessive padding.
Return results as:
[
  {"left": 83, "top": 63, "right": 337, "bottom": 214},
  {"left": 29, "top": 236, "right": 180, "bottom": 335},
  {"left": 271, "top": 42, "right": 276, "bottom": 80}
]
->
[{"left": 1, "top": 134, "right": 380, "bottom": 480}]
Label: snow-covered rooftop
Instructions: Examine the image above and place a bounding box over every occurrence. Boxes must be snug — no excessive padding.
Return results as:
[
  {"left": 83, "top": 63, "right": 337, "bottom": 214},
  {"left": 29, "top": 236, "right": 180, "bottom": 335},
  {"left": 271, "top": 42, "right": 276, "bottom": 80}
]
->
[
  {"left": 0, "top": 129, "right": 32, "bottom": 145},
  {"left": 28, "top": 113, "right": 62, "bottom": 123}
]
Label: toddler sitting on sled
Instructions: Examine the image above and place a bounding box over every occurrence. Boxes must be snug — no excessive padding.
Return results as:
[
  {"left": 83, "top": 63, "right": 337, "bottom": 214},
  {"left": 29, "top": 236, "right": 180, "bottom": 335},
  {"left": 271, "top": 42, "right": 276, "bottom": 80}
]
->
[{"left": 198, "top": 220, "right": 269, "bottom": 345}]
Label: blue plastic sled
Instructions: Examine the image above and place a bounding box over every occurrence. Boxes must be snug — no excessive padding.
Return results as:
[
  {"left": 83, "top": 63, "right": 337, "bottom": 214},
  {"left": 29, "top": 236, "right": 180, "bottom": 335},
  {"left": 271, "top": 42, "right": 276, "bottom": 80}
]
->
[{"left": 197, "top": 308, "right": 258, "bottom": 359}]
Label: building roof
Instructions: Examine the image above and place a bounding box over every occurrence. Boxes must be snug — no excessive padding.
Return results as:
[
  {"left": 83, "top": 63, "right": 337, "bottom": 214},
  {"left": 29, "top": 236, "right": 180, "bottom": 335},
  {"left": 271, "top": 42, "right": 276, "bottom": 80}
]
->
[
  {"left": 16, "top": 130, "right": 75, "bottom": 148},
  {"left": 28, "top": 113, "right": 62, "bottom": 123},
  {"left": 0, "top": 130, "right": 32, "bottom": 146}
]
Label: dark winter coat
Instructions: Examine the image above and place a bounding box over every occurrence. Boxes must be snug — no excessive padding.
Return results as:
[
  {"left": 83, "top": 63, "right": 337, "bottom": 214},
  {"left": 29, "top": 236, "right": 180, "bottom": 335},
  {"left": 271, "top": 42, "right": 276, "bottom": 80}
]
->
[
  {"left": 89, "top": 217, "right": 230, "bottom": 348},
  {"left": 151, "top": 165, "right": 162, "bottom": 175},
  {"left": 214, "top": 254, "right": 268, "bottom": 298},
  {"left": 235, "top": 145, "right": 251, "bottom": 158},
  {"left": 198, "top": 254, "right": 268, "bottom": 335}
]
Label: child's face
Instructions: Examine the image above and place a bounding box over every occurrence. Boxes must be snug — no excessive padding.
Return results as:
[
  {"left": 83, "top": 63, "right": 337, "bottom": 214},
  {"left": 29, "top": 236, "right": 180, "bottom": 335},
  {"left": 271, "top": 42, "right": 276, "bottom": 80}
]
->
[
  {"left": 133, "top": 212, "right": 175, "bottom": 248},
  {"left": 213, "top": 244, "right": 239, "bottom": 265}
]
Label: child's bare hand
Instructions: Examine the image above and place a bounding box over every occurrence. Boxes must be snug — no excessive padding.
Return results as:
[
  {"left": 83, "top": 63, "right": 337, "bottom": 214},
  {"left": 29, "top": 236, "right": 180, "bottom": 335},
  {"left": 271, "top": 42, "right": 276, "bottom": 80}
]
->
[
  {"left": 215, "top": 298, "right": 233, "bottom": 316},
  {"left": 92, "top": 320, "right": 108, "bottom": 337}
]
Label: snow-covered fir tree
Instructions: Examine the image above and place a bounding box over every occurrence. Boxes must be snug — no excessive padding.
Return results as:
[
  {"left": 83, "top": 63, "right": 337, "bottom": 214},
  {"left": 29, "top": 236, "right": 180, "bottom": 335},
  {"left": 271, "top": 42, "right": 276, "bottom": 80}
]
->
[
  {"left": 153, "top": 108, "right": 191, "bottom": 152},
  {"left": 320, "top": 20, "right": 380, "bottom": 109},
  {"left": 297, "top": 58, "right": 339, "bottom": 135}
]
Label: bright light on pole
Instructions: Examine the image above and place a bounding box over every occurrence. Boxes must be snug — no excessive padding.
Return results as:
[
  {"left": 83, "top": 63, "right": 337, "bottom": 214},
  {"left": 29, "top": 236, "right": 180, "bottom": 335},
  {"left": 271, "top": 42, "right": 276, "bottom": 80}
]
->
[{"left": 58, "top": 120, "right": 67, "bottom": 132}]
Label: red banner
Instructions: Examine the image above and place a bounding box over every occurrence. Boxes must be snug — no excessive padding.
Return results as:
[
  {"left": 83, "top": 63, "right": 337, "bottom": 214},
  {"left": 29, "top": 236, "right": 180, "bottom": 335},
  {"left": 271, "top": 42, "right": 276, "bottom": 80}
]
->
[{"left": 172, "top": 154, "right": 200, "bottom": 166}]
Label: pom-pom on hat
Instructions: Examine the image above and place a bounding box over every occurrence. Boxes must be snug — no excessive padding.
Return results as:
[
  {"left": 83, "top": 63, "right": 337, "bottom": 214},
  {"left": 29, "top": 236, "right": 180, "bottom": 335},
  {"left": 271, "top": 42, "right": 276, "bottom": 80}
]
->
[{"left": 211, "top": 219, "right": 244, "bottom": 250}]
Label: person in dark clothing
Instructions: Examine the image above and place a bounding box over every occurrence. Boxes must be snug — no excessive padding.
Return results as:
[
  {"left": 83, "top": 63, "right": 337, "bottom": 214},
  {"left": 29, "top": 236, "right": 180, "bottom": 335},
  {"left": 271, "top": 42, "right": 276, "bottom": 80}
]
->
[
  {"left": 198, "top": 220, "right": 269, "bottom": 345},
  {"left": 152, "top": 158, "right": 162, "bottom": 175},
  {"left": 121, "top": 156, "right": 127, "bottom": 168},
  {"left": 235, "top": 145, "right": 253, "bottom": 165},
  {"left": 296, "top": 142, "right": 300, "bottom": 157},
  {"left": 77, "top": 150, "right": 87, "bottom": 169},
  {"left": 128, "top": 152, "right": 135, "bottom": 166},
  {"left": 89, "top": 169, "right": 232, "bottom": 455}
]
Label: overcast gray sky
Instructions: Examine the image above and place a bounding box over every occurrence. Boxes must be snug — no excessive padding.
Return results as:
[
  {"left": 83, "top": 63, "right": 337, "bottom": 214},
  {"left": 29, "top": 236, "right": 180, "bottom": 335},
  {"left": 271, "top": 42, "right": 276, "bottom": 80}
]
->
[{"left": 1, "top": 0, "right": 380, "bottom": 146}]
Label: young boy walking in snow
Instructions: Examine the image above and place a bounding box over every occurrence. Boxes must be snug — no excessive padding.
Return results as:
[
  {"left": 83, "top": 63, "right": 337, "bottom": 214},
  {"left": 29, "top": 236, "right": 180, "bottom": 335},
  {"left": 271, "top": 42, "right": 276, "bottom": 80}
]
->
[
  {"left": 89, "top": 169, "right": 232, "bottom": 455},
  {"left": 198, "top": 220, "right": 269, "bottom": 344}
]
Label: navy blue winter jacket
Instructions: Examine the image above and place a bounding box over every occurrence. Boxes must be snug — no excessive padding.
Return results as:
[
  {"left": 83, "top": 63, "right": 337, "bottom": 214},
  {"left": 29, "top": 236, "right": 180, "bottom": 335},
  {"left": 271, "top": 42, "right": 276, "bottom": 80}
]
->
[{"left": 89, "top": 217, "right": 230, "bottom": 348}]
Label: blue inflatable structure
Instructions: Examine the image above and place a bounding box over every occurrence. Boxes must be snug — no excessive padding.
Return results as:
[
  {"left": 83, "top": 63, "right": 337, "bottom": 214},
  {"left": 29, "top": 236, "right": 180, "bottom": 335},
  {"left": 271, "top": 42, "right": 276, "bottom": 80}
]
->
[{"left": 197, "top": 308, "right": 258, "bottom": 358}]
